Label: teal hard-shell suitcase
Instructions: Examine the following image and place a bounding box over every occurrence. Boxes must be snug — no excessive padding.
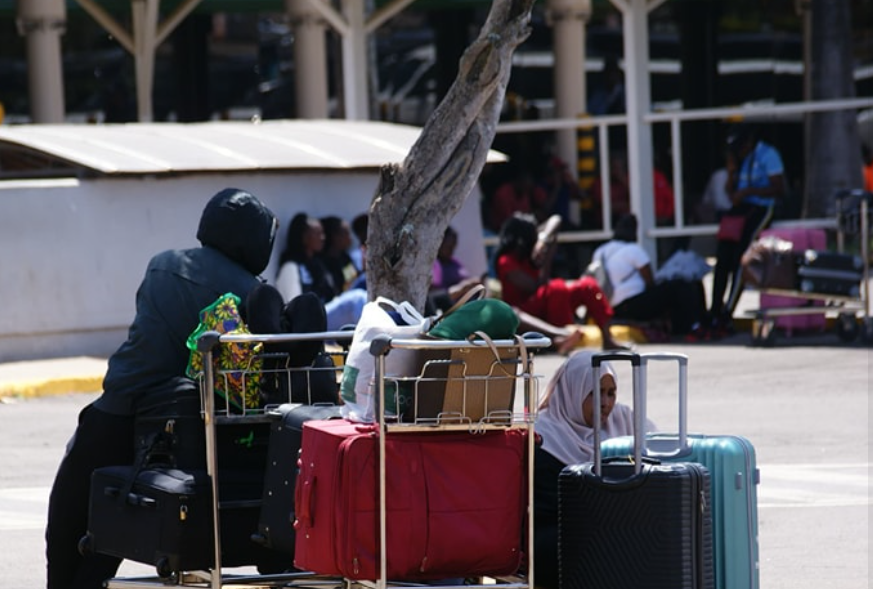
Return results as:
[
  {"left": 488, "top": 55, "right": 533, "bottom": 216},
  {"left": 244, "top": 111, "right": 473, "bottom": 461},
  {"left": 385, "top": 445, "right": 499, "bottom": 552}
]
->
[{"left": 600, "top": 353, "right": 759, "bottom": 589}]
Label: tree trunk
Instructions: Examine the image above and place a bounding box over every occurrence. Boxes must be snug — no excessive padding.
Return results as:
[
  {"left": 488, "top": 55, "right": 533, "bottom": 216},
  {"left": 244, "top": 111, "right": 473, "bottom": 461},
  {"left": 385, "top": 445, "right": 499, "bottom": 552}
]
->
[
  {"left": 805, "top": 0, "right": 863, "bottom": 218},
  {"left": 365, "top": 0, "right": 535, "bottom": 311}
]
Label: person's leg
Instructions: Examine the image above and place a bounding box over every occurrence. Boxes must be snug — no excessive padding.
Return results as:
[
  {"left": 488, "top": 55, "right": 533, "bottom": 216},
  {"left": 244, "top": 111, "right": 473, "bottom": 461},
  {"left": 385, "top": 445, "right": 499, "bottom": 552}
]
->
[
  {"left": 613, "top": 289, "right": 665, "bottom": 324},
  {"left": 709, "top": 238, "right": 737, "bottom": 321},
  {"left": 46, "top": 404, "right": 134, "bottom": 589},
  {"left": 512, "top": 306, "right": 585, "bottom": 355},
  {"left": 661, "top": 279, "right": 704, "bottom": 335},
  {"left": 725, "top": 205, "right": 773, "bottom": 317},
  {"left": 569, "top": 276, "right": 626, "bottom": 349},
  {"left": 532, "top": 280, "right": 576, "bottom": 327}
]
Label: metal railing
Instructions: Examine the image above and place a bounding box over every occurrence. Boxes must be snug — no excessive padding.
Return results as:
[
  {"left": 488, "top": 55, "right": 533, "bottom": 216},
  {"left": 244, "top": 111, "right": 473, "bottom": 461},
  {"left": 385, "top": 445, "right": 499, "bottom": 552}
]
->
[{"left": 490, "top": 97, "right": 873, "bottom": 246}]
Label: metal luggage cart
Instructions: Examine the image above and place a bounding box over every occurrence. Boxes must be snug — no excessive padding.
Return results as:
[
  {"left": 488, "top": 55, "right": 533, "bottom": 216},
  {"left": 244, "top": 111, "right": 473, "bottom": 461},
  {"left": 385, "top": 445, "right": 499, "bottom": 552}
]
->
[
  {"left": 104, "top": 330, "right": 353, "bottom": 589},
  {"left": 747, "top": 189, "right": 872, "bottom": 346},
  {"left": 362, "top": 332, "right": 551, "bottom": 589}
]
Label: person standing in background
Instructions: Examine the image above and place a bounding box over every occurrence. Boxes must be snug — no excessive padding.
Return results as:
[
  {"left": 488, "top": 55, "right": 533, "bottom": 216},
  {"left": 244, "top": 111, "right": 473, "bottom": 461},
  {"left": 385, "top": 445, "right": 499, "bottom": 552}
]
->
[{"left": 707, "top": 124, "right": 785, "bottom": 337}]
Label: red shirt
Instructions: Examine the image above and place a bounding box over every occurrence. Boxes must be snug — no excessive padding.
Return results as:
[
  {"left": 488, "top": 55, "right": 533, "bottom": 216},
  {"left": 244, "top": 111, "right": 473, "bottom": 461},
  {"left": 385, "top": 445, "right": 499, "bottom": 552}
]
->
[{"left": 496, "top": 252, "right": 536, "bottom": 307}]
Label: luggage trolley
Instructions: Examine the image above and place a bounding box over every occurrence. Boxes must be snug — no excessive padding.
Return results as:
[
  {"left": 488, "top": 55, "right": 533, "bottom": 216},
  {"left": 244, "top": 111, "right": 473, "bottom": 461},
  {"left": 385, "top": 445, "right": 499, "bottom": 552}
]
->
[
  {"left": 99, "top": 330, "right": 353, "bottom": 589},
  {"left": 361, "top": 332, "right": 551, "bottom": 589},
  {"left": 747, "top": 189, "right": 872, "bottom": 346}
]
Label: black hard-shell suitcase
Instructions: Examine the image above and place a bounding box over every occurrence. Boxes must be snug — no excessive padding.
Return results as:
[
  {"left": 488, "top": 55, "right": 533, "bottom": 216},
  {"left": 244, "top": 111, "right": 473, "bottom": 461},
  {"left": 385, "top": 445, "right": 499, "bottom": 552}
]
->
[
  {"left": 796, "top": 250, "right": 863, "bottom": 297},
  {"left": 253, "top": 403, "right": 342, "bottom": 554},
  {"left": 557, "top": 351, "right": 714, "bottom": 589}
]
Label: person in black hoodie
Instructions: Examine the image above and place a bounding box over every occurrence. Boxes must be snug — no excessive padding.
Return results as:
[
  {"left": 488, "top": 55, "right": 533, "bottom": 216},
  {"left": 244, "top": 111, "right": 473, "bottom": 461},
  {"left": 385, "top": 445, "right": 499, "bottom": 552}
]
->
[{"left": 45, "top": 188, "right": 278, "bottom": 589}]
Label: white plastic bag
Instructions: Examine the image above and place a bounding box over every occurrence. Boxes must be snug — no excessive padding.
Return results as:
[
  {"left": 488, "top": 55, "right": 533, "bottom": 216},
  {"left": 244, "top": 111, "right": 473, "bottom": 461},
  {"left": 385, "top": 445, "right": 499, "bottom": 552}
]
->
[{"left": 339, "top": 297, "right": 430, "bottom": 423}]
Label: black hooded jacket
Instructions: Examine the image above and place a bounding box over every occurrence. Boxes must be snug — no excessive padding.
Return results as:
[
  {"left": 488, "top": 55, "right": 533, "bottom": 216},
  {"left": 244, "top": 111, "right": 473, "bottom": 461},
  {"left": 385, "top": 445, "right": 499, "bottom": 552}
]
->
[{"left": 95, "top": 188, "right": 278, "bottom": 416}]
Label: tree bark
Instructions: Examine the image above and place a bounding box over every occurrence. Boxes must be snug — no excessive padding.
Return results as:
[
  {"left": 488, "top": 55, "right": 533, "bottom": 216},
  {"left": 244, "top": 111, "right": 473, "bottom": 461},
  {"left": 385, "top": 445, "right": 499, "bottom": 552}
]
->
[
  {"left": 365, "top": 0, "right": 535, "bottom": 311},
  {"left": 805, "top": 0, "right": 863, "bottom": 218}
]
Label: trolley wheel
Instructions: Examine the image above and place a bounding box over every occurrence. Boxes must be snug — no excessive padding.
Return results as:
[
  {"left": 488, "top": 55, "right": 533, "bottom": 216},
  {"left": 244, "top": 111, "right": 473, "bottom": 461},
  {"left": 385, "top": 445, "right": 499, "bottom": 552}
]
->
[
  {"left": 155, "top": 556, "right": 174, "bottom": 579},
  {"left": 835, "top": 313, "right": 860, "bottom": 342},
  {"left": 77, "top": 534, "right": 93, "bottom": 556},
  {"left": 860, "top": 318, "right": 873, "bottom": 345},
  {"left": 751, "top": 319, "right": 776, "bottom": 347}
]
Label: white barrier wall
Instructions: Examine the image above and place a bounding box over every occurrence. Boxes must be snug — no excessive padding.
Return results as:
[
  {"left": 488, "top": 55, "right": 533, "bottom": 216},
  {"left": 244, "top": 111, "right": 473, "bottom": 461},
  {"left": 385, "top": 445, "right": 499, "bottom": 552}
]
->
[{"left": 0, "top": 173, "right": 488, "bottom": 362}]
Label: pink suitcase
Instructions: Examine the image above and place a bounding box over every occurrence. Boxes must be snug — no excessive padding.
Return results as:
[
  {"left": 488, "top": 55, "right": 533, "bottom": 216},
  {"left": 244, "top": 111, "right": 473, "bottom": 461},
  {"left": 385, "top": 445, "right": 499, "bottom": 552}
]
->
[
  {"left": 758, "top": 227, "right": 827, "bottom": 335},
  {"left": 293, "top": 419, "right": 527, "bottom": 580}
]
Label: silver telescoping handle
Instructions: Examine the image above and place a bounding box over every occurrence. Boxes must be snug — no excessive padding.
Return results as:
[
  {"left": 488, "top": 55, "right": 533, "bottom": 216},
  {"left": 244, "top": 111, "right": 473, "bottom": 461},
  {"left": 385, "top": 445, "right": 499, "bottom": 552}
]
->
[
  {"left": 639, "top": 352, "right": 689, "bottom": 458},
  {"left": 592, "top": 351, "right": 690, "bottom": 476},
  {"left": 592, "top": 351, "right": 642, "bottom": 477}
]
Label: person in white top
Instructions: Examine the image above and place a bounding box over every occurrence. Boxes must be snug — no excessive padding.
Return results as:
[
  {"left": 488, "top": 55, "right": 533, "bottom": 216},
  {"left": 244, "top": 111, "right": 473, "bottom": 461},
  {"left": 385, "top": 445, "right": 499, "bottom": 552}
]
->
[{"left": 591, "top": 214, "right": 706, "bottom": 337}]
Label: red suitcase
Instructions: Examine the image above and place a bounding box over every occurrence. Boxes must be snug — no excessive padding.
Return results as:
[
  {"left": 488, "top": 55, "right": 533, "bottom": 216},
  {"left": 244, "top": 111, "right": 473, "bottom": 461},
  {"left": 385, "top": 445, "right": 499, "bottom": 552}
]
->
[{"left": 293, "top": 419, "right": 527, "bottom": 581}]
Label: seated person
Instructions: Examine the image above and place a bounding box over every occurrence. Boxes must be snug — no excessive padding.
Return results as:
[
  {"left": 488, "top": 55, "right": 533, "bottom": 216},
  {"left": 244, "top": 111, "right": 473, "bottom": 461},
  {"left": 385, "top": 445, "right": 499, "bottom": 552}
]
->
[
  {"left": 533, "top": 350, "right": 655, "bottom": 589},
  {"left": 319, "top": 215, "right": 360, "bottom": 292},
  {"left": 428, "top": 225, "right": 485, "bottom": 313},
  {"left": 495, "top": 212, "right": 626, "bottom": 350},
  {"left": 275, "top": 213, "right": 367, "bottom": 330},
  {"left": 591, "top": 214, "right": 706, "bottom": 337}
]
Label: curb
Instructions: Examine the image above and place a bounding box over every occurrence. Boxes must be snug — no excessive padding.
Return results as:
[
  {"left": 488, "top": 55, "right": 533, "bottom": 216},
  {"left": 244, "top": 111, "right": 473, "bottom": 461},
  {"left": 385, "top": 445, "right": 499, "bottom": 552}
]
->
[{"left": 0, "top": 357, "right": 106, "bottom": 400}]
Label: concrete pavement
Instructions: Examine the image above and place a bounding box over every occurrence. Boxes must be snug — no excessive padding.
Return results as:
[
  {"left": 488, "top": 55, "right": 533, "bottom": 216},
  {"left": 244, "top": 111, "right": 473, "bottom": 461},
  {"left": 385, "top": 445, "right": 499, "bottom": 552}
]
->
[
  {"left": 0, "top": 281, "right": 870, "bottom": 588},
  {"left": 0, "top": 335, "right": 869, "bottom": 589}
]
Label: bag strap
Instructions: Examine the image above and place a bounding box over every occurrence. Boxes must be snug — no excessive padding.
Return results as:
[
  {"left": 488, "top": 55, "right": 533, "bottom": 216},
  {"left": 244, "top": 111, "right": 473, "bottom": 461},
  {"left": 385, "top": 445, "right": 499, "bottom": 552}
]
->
[
  {"left": 468, "top": 331, "right": 529, "bottom": 377},
  {"left": 119, "top": 420, "right": 176, "bottom": 504},
  {"left": 430, "top": 283, "right": 487, "bottom": 331},
  {"left": 375, "top": 296, "right": 427, "bottom": 327}
]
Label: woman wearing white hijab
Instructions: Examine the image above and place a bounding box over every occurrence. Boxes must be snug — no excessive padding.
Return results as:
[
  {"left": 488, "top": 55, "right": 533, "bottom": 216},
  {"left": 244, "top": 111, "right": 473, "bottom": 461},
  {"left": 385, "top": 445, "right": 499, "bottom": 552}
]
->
[{"left": 532, "top": 350, "right": 654, "bottom": 589}]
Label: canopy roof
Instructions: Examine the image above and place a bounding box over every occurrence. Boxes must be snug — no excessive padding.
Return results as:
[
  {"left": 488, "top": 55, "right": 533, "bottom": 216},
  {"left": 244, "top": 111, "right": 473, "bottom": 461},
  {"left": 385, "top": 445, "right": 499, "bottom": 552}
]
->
[
  {"left": 0, "top": 119, "right": 505, "bottom": 177},
  {"left": 0, "top": 0, "right": 511, "bottom": 16}
]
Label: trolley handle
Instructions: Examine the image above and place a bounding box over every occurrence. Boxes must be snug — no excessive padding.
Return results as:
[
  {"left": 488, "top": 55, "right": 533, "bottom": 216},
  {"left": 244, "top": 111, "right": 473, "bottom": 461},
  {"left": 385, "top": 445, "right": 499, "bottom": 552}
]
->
[
  {"left": 196, "top": 330, "right": 222, "bottom": 353},
  {"left": 834, "top": 188, "right": 873, "bottom": 203}
]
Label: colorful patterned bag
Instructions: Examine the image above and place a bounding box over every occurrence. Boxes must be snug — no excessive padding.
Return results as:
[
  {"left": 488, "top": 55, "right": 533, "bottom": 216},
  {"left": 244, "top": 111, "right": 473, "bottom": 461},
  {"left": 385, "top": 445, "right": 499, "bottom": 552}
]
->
[{"left": 186, "top": 292, "right": 263, "bottom": 411}]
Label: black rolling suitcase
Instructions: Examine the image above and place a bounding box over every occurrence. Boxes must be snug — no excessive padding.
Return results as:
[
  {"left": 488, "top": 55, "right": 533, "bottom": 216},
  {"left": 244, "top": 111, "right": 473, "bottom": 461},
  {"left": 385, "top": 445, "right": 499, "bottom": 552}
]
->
[
  {"left": 253, "top": 403, "right": 341, "bottom": 554},
  {"left": 796, "top": 250, "right": 863, "bottom": 297},
  {"left": 558, "top": 351, "right": 714, "bottom": 589}
]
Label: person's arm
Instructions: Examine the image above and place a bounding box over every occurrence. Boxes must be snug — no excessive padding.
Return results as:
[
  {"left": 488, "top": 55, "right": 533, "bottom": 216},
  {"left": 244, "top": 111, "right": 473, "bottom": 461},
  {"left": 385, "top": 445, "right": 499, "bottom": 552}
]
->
[
  {"left": 532, "top": 214, "right": 562, "bottom": 269},
  {"left": 638, "top": 263, "right": 655, "bottom": 287},
  {"left": 731, "top": 174, "right": 785, "bottom": 204},
  {"left": 504, "top": 266, "right": 540, "bottom": 297}
]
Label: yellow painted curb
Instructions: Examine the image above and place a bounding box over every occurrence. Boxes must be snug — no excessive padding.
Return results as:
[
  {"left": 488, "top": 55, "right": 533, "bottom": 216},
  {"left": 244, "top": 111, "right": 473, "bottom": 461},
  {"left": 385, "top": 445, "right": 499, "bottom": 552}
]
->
[
  {"left": 0, "top": 375, "right": 105, "bottom": 400},
  {"left": 0, "top": 356, "right": 107, "bottom": 400},
  {"left": 570, "top": 324, "right": 648, "bottom": 349}
]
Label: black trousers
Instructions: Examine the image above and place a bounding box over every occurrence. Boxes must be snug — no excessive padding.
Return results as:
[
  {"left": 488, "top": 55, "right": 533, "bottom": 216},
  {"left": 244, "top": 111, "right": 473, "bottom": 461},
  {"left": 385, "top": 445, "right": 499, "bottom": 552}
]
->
[
  {"left": 710, "top": 202, "right": 774, "bottom": 320},
  {"left": 614, "top": 279, "right": 707, "bottom": 335},
  {"left": 45, "top": 403, "right": 134, "bottom": 589}
]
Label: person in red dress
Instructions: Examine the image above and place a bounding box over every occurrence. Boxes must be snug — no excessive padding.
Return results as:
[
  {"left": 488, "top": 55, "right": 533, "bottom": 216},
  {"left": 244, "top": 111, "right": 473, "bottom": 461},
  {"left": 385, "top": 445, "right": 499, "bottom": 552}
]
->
[{"left": 495, "top": 213, "right": 627, "bottom": 350}]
